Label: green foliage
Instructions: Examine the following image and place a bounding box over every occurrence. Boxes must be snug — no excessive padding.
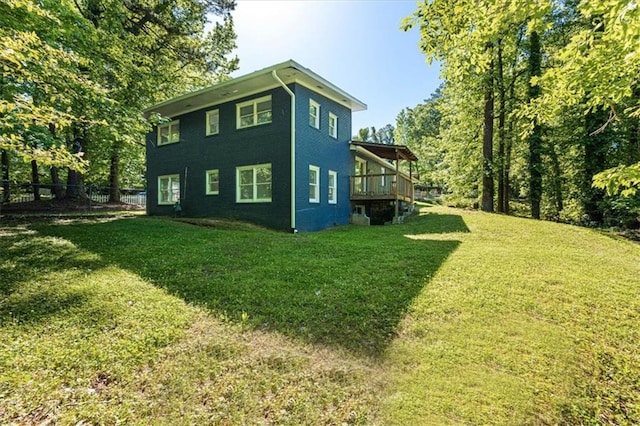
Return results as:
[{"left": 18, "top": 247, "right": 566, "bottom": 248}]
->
[
  {"left": 404, "top": 0, "right": 640, "bottom": 226},
  {"left": 0, "top": 0, "right": 237, "bottom": 189},
  {"left": 395, "top": 88, "right": 444, "bottom": 187},
  {"left": 594, "top": 163, "right": 640, "bottom": 197}
]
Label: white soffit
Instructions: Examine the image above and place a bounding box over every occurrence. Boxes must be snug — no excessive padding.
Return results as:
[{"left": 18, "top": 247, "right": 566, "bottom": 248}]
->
[{"left": 144, "top": 60, "right": 367, "bottom": 119}]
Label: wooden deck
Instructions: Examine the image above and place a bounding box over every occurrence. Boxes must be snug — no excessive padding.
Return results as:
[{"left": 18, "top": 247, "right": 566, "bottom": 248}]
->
[{"left": 349, "top": 173, "right": 414, "bottom": 202}]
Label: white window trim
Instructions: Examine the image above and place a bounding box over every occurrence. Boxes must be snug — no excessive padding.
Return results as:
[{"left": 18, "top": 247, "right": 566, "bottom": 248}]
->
[
  {"left": 236, "top": 163, "right": 272, "bottom": 203},
  {"left": 309, "top": 165, "right": 320, "bottom": 203},
  {"left": 158, "top": 174, "right": 180, "bottom": 205},
  {"left": 328, "top": 113, "right": 338, "bottom": 138},
  {"left": 205, "top": 109, "right": 219, "bottom": 136},
  {"left": 328, "top": 170, "right": 337, "bottom": 204},
  {"left": 236, "top": 95, "right": 272, "bottom": 129},
  {"left": 157, "top": 120, "right": 180, "bottom": 146},
  {"left": 309, "top": 99, "right": 320, "bottom": 129},
  {"left": 205, "top": 169, "right": 219, "bottom": 195}
]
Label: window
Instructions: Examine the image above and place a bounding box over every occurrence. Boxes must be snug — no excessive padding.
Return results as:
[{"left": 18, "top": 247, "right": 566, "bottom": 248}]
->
[
  {"left": 206, "top": 109, "right": 219, "bottom": 135},
  {"left": 309, "top": 99, "right": 320, "bottom": 129},
  {"left": 158, "top": 174, "right": 180, "bottom": 205},
  {"left": 328, "top": 170, "right": 337, "bottom": 204},
  {"left": 206, "top": 169, "right": 219, "bottom": 195},
  {"left": 309, "top": 165, "right": 320, "bottom": 203},
  {"left": 236, "top": 163, "right": 272, "bottom": 202},
  {"left": 237, "top": 95, "right": 272, "bottom": 129},
  {"left": 328, "top": 113, "right": 337, "bottom": 138},
  {"left": 157, "top": 120, "right": 180, "bottom": 146}
]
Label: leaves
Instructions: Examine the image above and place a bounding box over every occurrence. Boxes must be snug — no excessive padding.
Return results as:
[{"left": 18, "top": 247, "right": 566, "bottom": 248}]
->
[{"left": 0, "top": 0, "right": 237, "bottom": 181}]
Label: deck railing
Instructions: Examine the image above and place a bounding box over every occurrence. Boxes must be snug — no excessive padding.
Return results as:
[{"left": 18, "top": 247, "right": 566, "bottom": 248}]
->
[{"left": 349, "top": 173, "right": 413, "bottom": 201}]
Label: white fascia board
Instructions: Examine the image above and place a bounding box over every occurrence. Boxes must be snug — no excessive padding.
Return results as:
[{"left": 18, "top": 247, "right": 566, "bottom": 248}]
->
[{"left": 144, "top": 60, "right": 367, "bottom": 119}]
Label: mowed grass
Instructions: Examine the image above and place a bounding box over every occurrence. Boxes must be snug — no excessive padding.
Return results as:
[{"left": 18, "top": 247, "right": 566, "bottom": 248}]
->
[{"left": 1, "top": 206, "right": 639, "bottom": 424}]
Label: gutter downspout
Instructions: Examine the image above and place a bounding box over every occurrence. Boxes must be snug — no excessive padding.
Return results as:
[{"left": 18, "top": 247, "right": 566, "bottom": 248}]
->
[{"left": 272, "top": 70, "right": 296, "bottom": 232}]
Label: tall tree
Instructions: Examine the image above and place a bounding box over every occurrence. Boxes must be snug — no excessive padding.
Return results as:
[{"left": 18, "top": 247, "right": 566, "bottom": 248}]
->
[
  {"left": 404, "top": 0, "right": 549, "bottom": 212},
  {"left": 527, "top": 31, "right": 543, "bottom": 219},
  {"left": 482, "top": 43, "right": 495, "bottom": 212},
  {"left": 0, "top": 0, "right": 237, "bottom": 200}
]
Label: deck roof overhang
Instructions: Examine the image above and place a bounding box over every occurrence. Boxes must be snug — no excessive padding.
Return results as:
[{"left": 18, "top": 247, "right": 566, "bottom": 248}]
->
[
  {"left": 349, "top": 141, "right": 419, "bottom": 162},
  {"left": 144, "top": 60, "right": 367, "bottom": 118}
]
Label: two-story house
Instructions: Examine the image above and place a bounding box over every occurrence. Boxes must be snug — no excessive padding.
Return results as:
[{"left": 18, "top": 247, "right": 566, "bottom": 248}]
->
[{"left": 145, "top": 60, "right": 417, "bottom": 232}]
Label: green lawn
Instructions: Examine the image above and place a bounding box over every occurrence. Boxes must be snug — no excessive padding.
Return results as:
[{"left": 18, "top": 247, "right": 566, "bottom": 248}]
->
[{"left": 1, "top": 206, "right": 639, "bottom": 424}]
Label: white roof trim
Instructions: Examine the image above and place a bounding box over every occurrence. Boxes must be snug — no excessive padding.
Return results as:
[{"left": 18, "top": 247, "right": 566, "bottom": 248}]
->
[{"left": 145, "top": 60, "right": 367, "bottom": 118}]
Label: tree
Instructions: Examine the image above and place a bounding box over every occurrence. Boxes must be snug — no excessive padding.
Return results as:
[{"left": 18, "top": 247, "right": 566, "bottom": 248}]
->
[
  {"left": 527, "top": 31, "right": 543, "bottom": 219},
  {"left": 531, "top": 0, "right": 640, "bottom": 198},
  {"left": 404, "top": 0, "right": 549, "bottom": 212},
  {"left": 0, "top": 0, "right": 237, "bottom": 201}
]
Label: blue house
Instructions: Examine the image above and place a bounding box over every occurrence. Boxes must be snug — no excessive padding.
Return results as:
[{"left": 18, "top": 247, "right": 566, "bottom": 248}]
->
[{"left": 145, "top": 60, "right": 418, "bottom": 232}]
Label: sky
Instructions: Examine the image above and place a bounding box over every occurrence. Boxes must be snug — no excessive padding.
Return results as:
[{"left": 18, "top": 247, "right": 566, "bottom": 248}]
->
[{"left": 227, "top": 0, "right": 442, "bottom": 134}]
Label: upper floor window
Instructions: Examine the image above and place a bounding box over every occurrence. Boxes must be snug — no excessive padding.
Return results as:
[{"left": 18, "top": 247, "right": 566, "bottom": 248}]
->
[
  {"left": 328, "top": 113, "right": 338, "bottom": 138},
  {"left": 158, "top": 174, "right": 180, "bottom": 205},
  {"left": 237, "top": 95, "right": 272, "bottom": 129},
  {"left": 206, "top": 169, "right": 219, "bottom": 195},
  {"left": 328, "top": 170, "right": 337, "bottom": 204},
  {"left": 309, "top": 165, "right": 320, "bottom": 203},
  {"left": 206, "top": 109, "right": 219, "bottom": 135},
  {"left": 236, "top": 163, "right": 272, "bottom": 202},
  {"left": 157, "top": 120, "right": 180, "bottom": 146},
  {"left": 309, "top": 99, "right": 320, "bottom": 129}
]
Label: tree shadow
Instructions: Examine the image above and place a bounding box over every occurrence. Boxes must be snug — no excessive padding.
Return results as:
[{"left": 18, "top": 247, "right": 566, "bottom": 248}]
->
[
  {"left": 0, "top": 226, "right": 109, "bottom": 327},
  {"left": 33, "top": 212, "right": 469, "bottom": 357}
]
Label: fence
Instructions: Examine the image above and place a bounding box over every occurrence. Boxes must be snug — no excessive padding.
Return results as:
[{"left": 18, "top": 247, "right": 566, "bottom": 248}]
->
[{"left": 0, "top": 183, "right": 146, "bottom": 207}]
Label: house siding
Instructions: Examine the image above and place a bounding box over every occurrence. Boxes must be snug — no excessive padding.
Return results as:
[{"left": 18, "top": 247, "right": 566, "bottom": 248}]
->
[
  {"left": 146, "top": 87, "right": 292, "bottom": 231},
  {"left": 293, "top": 84, "right": 352, "bottom": 232}
]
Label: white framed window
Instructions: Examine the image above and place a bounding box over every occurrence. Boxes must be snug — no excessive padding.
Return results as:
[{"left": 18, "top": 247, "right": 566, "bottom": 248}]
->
[
  {"left": 237, "top": 95, "right": 272, "bottom": 129},
  {"left": 158, "top": 174, "right": 180, "bottom": 205},
  {"left": 236, "top": 163, "right": 272, "bottom": 202},
  {"left": 328, "top": 170, "right": 337, "bottom": 204},
  {"left": 309, "top": 165, "right": 320, "bottom": 203},
  {"left": 206, "top": 109, "right": 219, "bottom": 135},
  {"left": 205, "top": 169, "right": 219, "bottom": 195},
  {"left": 309, "top": 99, "right": 320, "bottom": 129},
  {"left": 328, "top": 113, "right": 337, "bottom": 138},
  {"left": 157, "top": 120, "right": 180, "bottom": 146}
]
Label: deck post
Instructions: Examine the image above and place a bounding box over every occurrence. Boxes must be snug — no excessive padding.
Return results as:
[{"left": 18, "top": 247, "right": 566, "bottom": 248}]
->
[
  {"left": 410, "top": 161, "right": 414, "bottom": 204},
  {"left": 394, "top": 148, "right": 400, "bottom": 221}
]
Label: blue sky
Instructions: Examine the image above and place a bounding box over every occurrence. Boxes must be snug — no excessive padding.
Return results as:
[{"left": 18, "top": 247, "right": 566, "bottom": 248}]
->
[{"left": 229, "top": 0, "right": 441, "bottom": 135}]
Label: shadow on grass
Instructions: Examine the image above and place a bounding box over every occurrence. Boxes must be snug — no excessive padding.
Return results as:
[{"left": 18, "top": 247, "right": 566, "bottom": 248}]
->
[
  {"left": 30, "top": 211, "right": 469, "bottom": 357},
  {"left": 0, "top": 228, "right": 105, "bottom": 325}
]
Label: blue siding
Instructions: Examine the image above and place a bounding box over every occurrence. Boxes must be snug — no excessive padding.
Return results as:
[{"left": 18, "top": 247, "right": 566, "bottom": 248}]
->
[
  {"left": 293, "top": 84, "right": 352, "bottom": 232},
  {"left": 146, "top": 87, "right": 292, "bottom": 231}
]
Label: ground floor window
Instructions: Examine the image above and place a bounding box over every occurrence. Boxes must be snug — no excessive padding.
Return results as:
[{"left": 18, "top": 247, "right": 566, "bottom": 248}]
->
[
  {"left": 309, "top": 165, "right": 320, "bottom": 203},
  {"left": 328, "top": 170, "right": 337, "bottom": 204},
  {"left": 206, "top": 169, "right": 219, "bottom": 195},
  {"left": 158, "top": 174, "right": 180, "bottom": 205},
  {"left": 236, "top": 163, "right": 272, "bottom": 202}
]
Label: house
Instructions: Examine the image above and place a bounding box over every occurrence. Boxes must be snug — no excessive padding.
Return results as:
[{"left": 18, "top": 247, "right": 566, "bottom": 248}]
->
[{"left": 145, "top": 60, "right": 418, "bottom": 232}]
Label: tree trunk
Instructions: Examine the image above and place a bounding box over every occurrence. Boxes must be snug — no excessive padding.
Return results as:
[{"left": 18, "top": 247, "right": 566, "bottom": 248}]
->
[
  {"left": 108, "top": 148, "right": 120, "bottom": 203},
  {"left": 50, "top": 166, "right": 64, "bottom": 199},
  {"left": 548, "top": 143, "right": 564, "bottom": 215},
  {"left": 1, "top": 150, "right": 9, "bottom": 202},
  {"left": 527, "top": 31, "right": 543, "bottom": 219},
  {"left": 31, "top": 160, "right": 41, "bottom": 201},
  {"left": 66, "top": 135, "right": 86, "bottom": 199},
  {"left": 481, "top": 44, "right": 495, "bottom": 213},
  {"left": 496, "top": 40, "right": 506, "bottom": 213},
  {"left": 584, "top": 108, "right": 609, "bottom": 224}
]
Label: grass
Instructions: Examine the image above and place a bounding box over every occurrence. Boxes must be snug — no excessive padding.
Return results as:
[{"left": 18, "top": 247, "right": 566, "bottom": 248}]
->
[{"left": 1, "top": 206, "right": 639, "bottom": 424}]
